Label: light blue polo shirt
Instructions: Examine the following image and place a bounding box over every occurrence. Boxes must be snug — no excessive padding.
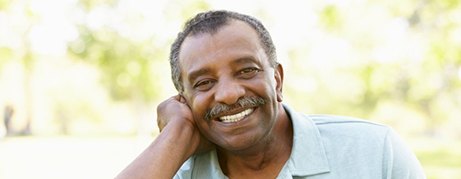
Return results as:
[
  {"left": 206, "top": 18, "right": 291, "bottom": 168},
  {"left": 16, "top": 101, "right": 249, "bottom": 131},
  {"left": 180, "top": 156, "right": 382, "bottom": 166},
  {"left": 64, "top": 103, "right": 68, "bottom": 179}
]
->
[{"left": 174, "top": 105, "right": 425, "bottom": 179}]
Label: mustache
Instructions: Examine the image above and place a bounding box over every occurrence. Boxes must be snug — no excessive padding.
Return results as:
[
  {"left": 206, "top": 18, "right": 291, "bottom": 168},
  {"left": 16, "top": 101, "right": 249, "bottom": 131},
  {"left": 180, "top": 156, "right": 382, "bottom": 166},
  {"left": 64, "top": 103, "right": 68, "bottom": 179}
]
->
[{"left": 204, "top": 96, "right": 266, "bottom": 121}]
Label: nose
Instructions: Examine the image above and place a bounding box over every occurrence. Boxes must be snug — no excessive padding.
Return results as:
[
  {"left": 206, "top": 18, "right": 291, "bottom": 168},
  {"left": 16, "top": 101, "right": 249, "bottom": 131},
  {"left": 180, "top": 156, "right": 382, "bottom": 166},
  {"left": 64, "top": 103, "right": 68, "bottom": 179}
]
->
[{"left": 214, "top": 79, "right": 245, "bottom": 105}]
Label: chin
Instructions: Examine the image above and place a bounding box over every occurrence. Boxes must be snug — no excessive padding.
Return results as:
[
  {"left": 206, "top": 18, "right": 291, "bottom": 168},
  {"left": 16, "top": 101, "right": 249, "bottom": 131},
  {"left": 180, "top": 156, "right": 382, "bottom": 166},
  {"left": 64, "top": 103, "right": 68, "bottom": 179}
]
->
[{"left": 218, "top": 134, "right": 267, "bottom": 153}]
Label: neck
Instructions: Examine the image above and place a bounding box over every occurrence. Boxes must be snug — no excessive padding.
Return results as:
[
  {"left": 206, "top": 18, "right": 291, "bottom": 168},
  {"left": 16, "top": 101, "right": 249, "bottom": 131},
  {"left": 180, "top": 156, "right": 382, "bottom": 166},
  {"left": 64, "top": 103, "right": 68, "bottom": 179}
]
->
[{"left": 217, "top": 104, "right": 293, "bottom": 178}]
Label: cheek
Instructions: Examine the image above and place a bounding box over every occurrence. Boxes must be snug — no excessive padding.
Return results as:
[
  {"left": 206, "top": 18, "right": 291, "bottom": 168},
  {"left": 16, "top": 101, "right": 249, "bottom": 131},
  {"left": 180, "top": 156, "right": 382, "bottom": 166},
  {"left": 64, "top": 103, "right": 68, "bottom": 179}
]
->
[
  {"left": 189, "top": 95, "right": 216, "bottom": 139},
  {"left": 189, "top": 93, "right": 211, "bottom": 120},
  {"left": 249, "top": 75, "right": 277, "bottom": 98}
]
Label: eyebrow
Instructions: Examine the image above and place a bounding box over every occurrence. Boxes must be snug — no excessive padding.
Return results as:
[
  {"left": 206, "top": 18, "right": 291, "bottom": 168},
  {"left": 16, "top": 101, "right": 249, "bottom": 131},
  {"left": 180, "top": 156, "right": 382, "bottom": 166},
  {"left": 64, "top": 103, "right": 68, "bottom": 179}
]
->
[
  {"left": 186, "top": 56, "right": 261, "bottom": 83},
  {"left": 233, "top": 56, "right": 259, "bottom": 65},
  {"left": 188, "top": 68, "right": 211, "bottom": 84}
]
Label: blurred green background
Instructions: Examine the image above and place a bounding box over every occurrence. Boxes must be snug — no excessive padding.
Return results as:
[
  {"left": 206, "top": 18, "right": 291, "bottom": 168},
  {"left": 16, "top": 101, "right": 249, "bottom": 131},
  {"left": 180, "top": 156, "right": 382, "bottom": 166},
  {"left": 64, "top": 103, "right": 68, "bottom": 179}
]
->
[{"left": 0, "top": 0, "right": 460, "bottom": 178}]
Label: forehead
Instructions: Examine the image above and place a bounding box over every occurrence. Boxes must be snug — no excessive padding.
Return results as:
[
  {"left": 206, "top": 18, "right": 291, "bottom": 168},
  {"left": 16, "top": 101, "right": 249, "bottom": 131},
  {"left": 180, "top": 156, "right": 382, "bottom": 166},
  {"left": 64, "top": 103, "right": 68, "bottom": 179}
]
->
[{"left": 178, "top": 20, "right": 264, "bottom": 70}]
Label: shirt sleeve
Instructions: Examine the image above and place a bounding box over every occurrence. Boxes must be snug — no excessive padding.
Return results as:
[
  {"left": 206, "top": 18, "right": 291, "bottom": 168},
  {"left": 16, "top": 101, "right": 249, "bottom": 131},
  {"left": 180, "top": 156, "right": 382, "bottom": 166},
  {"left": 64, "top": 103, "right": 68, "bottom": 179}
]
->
[
  {"left": 173, "top": 157, "right": 194, "bottom": 179},
  {"left": 382, "top": 128, "right": 426, "bottom": 179}
]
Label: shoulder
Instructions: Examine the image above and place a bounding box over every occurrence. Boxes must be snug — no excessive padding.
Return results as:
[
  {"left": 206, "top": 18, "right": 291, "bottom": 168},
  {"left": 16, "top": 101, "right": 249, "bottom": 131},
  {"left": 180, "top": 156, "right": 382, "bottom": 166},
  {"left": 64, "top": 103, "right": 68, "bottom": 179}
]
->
[
  {"left": 284, "top": 104, "right": 392, "bottom": 149},
  {"left": 307, "top": 114, "right": 391, "bottom": 140},
  {"left": 296, "top": 115, "right": 393, "bottom": 176},
  {"left": 298, "top": 114, "right": 393, "bottom": 161},
  {"left": 285, "top": 105, "right": 426, "bottom": 177},
  {"left": 308, "top": 114, "right": 387, "bottom": 128},
  {"left": 283, "top": 104, "right": 389, "bottom": 136}
]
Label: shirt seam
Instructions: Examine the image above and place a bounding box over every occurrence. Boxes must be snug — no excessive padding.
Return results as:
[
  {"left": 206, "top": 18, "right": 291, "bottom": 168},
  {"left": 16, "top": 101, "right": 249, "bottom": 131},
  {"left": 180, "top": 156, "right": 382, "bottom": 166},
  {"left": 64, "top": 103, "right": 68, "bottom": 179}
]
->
[
  {"left": 382, "top": 127, "right": 392, "bottom": 179},
  {"left": 308, "top": 115, "right": 386, "bottom": 127}
]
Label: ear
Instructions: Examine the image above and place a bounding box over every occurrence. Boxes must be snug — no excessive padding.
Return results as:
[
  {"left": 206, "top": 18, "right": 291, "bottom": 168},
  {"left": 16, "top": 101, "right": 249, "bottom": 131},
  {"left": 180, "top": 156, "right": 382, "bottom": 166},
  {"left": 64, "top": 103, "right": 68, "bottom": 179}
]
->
[
  {"left": 274, "top": 63, "right": 284, "bottom": 102},
  {"left": 179, "top": 89, "right": 192, "bottom": 107}
]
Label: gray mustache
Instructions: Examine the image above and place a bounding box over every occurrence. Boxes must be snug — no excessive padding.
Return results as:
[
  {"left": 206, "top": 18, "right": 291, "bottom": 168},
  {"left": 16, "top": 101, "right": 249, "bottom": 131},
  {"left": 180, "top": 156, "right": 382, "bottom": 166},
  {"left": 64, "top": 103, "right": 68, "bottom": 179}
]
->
[{"left": 205, "top": 96, "right": 266, "bottom": 121}]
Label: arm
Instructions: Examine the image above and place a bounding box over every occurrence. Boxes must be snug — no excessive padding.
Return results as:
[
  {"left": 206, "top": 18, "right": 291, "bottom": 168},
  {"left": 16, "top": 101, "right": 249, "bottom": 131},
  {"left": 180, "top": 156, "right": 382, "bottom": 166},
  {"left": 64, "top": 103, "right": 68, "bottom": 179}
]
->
[{"left": 116, "top": 95, "right": 208, "bottom": 179}]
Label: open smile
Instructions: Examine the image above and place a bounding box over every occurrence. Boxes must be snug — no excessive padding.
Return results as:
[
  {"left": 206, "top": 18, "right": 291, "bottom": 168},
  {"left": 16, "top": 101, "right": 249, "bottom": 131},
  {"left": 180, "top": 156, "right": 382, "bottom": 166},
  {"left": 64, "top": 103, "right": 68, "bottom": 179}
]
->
[{"left": 218, "top": 108, "right": 254, "bottom": 123}]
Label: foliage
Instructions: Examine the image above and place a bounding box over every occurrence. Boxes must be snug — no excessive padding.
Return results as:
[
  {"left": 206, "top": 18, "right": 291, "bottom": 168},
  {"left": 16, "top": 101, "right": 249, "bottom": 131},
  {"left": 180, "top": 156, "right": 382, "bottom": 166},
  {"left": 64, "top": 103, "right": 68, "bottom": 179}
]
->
[
  {"left": 68, "top": 26, "right": 161, "bottom": 102},
  {"left": 282, "top": 0, "right": 461, "bottom": 138}
]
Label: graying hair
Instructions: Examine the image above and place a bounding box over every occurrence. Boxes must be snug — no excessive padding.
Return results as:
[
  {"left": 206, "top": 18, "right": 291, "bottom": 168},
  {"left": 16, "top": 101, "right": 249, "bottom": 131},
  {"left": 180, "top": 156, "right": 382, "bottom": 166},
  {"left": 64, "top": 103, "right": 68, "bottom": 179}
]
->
[{"left": 169, "top": 10, "right": 278, "bottom": 92}]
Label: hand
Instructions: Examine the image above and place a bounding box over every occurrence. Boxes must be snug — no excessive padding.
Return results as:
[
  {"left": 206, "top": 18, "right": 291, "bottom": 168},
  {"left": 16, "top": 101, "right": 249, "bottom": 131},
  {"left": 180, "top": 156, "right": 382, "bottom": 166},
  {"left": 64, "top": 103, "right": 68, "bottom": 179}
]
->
[
  {"left": 116, "top": 95, "right": 213, "bottom": 179},
  {"left": 157, "top": 95, "right": 192, "bottom": 131},
  {"left": 156, "top": 95, "right": 214, "bottom": 155}
]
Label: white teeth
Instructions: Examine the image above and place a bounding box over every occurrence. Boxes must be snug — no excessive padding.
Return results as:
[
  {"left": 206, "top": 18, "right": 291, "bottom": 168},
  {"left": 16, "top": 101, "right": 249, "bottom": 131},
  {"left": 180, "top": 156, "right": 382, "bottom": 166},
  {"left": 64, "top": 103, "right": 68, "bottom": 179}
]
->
[{"left": 219, "top": 108, "right": 254, "bottom": 123}]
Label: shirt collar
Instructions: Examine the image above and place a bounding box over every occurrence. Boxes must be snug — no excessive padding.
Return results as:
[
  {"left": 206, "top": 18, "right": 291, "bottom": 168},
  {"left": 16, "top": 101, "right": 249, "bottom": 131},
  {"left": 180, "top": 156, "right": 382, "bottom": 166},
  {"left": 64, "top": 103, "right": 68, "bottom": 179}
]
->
[{"left": 283, "top": 104, "right": 330, "bottom": 176}]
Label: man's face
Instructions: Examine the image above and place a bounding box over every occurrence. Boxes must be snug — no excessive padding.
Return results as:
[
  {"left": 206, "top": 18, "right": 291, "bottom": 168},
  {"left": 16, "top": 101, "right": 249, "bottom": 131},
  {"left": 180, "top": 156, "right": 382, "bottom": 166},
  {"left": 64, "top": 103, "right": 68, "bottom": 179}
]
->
[{"left": 179, "top": 20, "right": 283, "bottom": 152}]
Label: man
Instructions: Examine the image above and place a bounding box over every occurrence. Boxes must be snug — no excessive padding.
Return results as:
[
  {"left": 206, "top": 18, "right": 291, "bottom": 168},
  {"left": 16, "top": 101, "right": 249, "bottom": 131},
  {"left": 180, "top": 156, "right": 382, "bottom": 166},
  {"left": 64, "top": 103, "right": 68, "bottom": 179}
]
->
[
  {"left": 117, "top": 10, "right": 425, "bottom": 179},
  {"left": 3, "top": 105, "right": 14, "bottom": 136}
]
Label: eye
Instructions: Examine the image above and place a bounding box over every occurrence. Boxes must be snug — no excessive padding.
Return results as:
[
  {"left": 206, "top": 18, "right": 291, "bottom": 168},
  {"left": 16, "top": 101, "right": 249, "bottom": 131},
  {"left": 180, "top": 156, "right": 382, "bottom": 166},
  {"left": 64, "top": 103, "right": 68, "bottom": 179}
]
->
[
  {"left": 194, "top": 79, "right": 215, "bottom": 91},
  {"left": 238, "top": 67, "right": 261, "bottom": 79}
]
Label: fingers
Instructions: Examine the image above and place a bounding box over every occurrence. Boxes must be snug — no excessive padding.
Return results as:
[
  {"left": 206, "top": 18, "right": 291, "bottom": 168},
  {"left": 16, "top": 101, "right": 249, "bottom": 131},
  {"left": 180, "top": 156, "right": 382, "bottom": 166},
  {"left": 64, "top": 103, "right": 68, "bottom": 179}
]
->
[{"left": 156, "top": 94, "right": 192, "bottom": 132}]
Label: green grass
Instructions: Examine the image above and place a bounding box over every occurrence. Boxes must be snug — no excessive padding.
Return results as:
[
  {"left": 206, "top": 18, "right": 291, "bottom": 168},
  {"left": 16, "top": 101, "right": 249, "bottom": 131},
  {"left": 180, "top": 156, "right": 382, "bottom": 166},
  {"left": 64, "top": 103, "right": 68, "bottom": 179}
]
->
[
  {"left": 414, "top": 139, "right": 461, "bottom": 179},
  {"left": 0, "top": 136, "right": 153, "bottom": 179}
]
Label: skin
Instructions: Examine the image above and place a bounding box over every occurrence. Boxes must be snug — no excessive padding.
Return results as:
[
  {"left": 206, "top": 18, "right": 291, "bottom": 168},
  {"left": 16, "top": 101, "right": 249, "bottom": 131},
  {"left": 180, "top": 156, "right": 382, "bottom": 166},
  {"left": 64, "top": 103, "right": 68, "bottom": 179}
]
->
[{"left": 116, "top": 20, "right": 293, "bottom": 179}]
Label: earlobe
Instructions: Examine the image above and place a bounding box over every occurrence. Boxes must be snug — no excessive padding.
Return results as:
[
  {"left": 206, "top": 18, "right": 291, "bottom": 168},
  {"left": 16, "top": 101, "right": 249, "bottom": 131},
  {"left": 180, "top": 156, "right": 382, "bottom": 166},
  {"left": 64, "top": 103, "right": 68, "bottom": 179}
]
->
[
  {"left": 179, "top": 91, "right": 192, "bottom": 107},
  {"left": 275, "top": 63, "right": 284, "bottom": 102},
  {"left": 178, "top": 93, "right": 187, "bottom": 103},
  {"left": 277, "top": 93, "right": 283, "bottom": 102}
]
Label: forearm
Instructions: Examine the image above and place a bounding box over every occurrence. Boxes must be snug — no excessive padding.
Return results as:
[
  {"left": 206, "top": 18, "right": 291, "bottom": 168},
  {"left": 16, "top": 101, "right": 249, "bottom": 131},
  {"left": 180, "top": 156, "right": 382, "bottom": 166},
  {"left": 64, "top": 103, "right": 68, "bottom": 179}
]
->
[{"left": 116, "top": 120, "right": 200, "bottom": 179}]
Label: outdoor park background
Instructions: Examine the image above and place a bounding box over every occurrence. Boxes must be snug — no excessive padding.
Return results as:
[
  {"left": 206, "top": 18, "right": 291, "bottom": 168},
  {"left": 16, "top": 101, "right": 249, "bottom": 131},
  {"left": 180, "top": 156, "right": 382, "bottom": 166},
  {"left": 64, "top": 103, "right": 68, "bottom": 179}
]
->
[{"left": 0, "top": 0, "right": 460, "bottom": 178}]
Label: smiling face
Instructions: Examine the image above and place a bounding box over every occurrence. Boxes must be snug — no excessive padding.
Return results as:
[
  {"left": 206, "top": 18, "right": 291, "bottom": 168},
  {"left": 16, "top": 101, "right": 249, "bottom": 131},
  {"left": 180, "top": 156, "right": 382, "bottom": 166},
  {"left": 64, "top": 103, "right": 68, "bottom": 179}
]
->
[{"left": 179, "top": 20, "right": 284, "bottom": 152}]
